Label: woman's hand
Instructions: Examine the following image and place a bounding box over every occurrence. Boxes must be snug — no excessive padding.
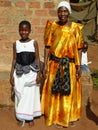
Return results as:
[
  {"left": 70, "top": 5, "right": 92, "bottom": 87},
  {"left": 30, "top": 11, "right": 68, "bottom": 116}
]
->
[
  {"left": 76, "top": 66, "right": 81, "bottom": 79},
  {"left": 43, "top": 65, "right": 48, "bottom": 79}
]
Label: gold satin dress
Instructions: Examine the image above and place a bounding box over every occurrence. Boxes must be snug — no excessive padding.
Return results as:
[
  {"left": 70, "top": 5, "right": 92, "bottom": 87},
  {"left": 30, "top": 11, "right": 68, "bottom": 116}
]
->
[{"left": 41, "top": 20, "right": 84, "bottom": 127}]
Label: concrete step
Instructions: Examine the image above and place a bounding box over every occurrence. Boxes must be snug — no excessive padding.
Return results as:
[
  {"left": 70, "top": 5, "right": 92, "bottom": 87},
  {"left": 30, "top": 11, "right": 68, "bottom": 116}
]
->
[
  {"left": 0, "top": 70, "right": 93, "bottom": 107},
  {"left": 0, "top": 72, "right": 14, "bottom": 107}
]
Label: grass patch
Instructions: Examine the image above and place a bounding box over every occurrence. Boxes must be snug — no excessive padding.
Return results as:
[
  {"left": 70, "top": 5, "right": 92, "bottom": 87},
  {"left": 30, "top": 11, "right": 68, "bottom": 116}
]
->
[{"left": 91, "top": 70, "right": 98, "bottom": 89}]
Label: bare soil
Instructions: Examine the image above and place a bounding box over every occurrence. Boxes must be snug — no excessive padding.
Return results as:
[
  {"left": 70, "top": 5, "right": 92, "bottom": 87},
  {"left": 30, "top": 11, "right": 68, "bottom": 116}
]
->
[{"left": 0, "top": 43, "right": 98, "bottom": 130}]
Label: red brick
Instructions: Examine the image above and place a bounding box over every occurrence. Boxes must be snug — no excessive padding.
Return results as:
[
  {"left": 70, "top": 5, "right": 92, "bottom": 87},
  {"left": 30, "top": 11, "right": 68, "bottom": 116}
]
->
[
  {"left": 29, "top": 2, "right": 40, "bottom": 8},
  {"left": 11, "top": 36, "right": 19, "bottom": 43},
  {"left": 0, "top": 9, "right": 5, "bottom": 15},
  {"left": 0, "top": 35, "right": 9, "bottom": 41},
  {"left": 49, "top": 10, "right": 57, "bottom": 16},
  {"left": 23, "top": 10, "right": 33, "bottom": 16},
  {"left": 15, "top": 2, "right": 25, "bottom": 8},
  {"left": 35, "top": 10, "right": 48, "bottom": 16},
  {"left": 41, "top": 19, "right": 49, "bottom": 25},
  {"left": 6, "top": 26, "right": 17, "bottom": 33},
  {"left": 44, "top": 2, "right": 55, "bottom": 8},
  {"left": 30, "top": 19, "right": 40, "bottom": 25},
  {"left": 0, "top": 18, "right": 9, "bottom": 24},
  {"left": 0, "top": 49, "right": 11, "bottom": 56},
  {"left": 0, "top": 43, "right": 3, "bottom": 49},
  {"left": 3, "top": 42, "right": 13, "bottom": 50},
  {"left": 0, "top": 1, "right": 11, "bottom": 7},
  {"left": 35, "top": 27, "right": 45, "bottom": 33}
]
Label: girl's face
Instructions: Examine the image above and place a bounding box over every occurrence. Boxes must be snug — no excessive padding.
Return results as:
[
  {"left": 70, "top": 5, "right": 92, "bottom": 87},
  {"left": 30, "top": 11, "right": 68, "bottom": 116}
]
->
[
  {"left": 82, "top": 46, "right": 88, "bottom": 53},
  {"left": 57, "top": 6, "right": 69, "bottom": 25},
  {"left": 19, "top": 24, "right": 31, "bottom": 41}
]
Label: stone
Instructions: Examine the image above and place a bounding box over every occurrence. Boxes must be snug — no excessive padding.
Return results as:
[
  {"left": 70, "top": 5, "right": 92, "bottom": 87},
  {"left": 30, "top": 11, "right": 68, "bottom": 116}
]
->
[{"left": 80, "top": 70, "right": 93, "bottom": 106}]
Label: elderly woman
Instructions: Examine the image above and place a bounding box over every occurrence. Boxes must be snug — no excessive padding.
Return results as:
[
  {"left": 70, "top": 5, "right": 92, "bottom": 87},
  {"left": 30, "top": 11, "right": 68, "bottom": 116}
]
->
[{"left": 41, "top": 1, "right": 84, "bottom": 128}]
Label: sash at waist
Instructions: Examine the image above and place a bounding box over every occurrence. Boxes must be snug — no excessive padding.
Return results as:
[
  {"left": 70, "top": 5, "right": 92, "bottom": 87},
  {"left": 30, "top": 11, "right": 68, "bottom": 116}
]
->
[
  {"left": 15, "top": 62, "right": 39, "bottom": 76},
  {"left": 50, "top": 54, "right": 75, "bottom": 63},
  {"left": 49, "top": 54, "right": 74, "bottom": 95}
]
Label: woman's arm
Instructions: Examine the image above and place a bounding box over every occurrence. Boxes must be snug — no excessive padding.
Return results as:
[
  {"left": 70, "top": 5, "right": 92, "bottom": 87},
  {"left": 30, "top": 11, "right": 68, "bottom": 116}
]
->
[
  {"left": 34, "top": 40, "right": 41, "bottom": 84},
  {"left": 43, "top": 47, "right": 50, "bottom": 78}
]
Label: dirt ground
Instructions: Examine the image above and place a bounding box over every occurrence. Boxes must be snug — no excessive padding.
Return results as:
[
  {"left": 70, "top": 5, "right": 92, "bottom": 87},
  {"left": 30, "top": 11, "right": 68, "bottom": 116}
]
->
[{"left": 0, "top": 42, "right": 98, "bottom": 130}]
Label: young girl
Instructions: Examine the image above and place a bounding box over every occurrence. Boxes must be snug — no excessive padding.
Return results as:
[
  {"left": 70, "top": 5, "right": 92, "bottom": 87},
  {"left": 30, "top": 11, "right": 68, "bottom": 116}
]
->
[
  {"left": 10, "top": 20, "right": 42, "bottom": 127},
  {"left": 81, "top": 41, "right": 91, "bottom": 74}
]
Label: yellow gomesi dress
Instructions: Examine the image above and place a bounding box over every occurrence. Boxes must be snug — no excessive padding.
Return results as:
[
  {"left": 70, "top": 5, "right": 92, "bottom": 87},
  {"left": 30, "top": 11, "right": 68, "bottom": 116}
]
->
[{"left": 41, "top": 20, "right": 84, "bottom": 127}]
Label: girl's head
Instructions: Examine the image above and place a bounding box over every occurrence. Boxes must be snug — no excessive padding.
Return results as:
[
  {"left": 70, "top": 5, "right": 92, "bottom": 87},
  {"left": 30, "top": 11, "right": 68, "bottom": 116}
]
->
[
  {"left": 57, "top": 1, "right": 71, "bottom": 25},
  {"left": 19, "top": 20, "right": 31, "bottom": 41},
  {"left": 82, "top": 41, "right": 88, "bottom": 53}
]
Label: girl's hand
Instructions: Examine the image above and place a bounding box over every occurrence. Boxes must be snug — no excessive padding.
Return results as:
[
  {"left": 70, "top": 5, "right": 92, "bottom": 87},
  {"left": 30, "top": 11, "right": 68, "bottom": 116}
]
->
[{"left": 36, "top": 72, "right": 42, "bottom": 84}]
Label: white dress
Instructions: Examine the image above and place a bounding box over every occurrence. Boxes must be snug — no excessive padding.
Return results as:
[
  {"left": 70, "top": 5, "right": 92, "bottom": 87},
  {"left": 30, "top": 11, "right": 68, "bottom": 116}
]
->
[
  {"left": 81, "top": 52, "right": 91, "bottom": 74},
  {"left": 81, "top": 52, "right": 88, "bottom": 65},
  {"left": 14, "top": 40, "right": 41, "bottom": 122}
]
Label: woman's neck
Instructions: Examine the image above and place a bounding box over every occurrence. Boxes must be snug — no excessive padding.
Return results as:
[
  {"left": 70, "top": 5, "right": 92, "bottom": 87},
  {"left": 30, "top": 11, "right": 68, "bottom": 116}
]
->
[{"left": 57, "top": 20, "right": 71, "bottom": 27}]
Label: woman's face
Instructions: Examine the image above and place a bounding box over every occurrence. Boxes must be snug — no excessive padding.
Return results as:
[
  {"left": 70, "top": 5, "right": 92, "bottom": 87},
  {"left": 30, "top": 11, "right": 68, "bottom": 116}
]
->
[{"left": 57, "top": 6, "right": 69, "bottom": 24}]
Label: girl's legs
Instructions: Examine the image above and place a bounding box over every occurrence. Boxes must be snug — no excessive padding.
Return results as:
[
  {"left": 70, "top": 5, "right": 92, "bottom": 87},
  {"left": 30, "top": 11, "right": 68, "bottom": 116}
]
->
[{"left": 29, "top": 120, "right": 34, "bottom": 127}]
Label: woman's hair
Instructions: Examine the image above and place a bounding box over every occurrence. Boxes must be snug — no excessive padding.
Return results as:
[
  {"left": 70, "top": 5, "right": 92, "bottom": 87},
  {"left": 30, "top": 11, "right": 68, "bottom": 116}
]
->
[{"left": 19, "top": 20, "right": 31, "bottom": 30}]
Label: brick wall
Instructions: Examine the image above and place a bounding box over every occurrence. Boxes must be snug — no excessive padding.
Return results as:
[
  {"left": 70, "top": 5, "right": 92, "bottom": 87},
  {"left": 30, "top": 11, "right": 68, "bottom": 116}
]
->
[{"left": 0, "top": 0, "right": 61, "bottom": 72}]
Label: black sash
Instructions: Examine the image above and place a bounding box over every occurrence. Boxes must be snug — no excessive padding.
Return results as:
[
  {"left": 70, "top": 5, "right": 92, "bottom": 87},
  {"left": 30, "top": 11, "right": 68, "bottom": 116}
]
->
[{"left": 50, "top": 54, "right": 75, "bottom": 96}]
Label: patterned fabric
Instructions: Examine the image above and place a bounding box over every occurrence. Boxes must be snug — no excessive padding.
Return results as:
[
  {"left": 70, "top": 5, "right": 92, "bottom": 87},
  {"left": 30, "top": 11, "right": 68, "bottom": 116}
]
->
[
  {"left": 50, "top": 54, "right": 74, "bottom": 95},
  {"left": 15, "top": 62, "right": 39, "bottom": 76},
  {"left": 52, "top": 57, "right": 70, "bottom": 95},
  {"left": 41, "top": 20, "right": 84, "bottom": 127}
]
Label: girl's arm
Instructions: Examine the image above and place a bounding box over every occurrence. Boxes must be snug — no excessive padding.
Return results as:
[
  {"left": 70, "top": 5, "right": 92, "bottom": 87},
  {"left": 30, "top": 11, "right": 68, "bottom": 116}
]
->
[
  {"left": 10, "top": 42, "right": 16, "bottom": 87},
  {"left": 34, "top": 40, "right": 41, "bottom": 71}
]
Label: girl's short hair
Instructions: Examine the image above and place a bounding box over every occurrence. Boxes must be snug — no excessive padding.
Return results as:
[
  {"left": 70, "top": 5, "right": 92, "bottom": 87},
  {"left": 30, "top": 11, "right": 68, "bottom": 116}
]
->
[{"left": 19, "top": 20, "right": 31, "bottom": 30}]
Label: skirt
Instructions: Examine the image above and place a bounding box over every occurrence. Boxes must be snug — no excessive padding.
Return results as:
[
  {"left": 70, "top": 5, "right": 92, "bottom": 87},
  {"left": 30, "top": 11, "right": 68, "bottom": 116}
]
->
[{"left": 14, "top": 70, "right": 41, "bottom": 121}]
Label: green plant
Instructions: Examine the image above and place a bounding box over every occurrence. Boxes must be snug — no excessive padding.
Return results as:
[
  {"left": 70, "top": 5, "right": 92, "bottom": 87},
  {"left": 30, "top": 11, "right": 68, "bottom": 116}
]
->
[{"left": 91, "top": 70, "right": 98, "bottom": 89}]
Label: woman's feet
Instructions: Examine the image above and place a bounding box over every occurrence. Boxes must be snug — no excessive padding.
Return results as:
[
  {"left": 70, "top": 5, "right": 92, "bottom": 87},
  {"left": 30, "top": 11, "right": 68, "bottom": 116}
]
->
[
  {"left": 69, "top": 121, "right": 76, "bottom": 127},
  {"left": 53, "top": 124, "right": 63, "bottom": 129},
  {"left": 53, "top": 122, "right": 76, "bottom": 128}
]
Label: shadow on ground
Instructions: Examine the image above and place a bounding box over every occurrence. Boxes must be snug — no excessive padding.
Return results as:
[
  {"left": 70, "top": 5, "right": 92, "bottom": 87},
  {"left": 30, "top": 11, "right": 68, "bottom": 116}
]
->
[{"left": 86, "top": 99, "right": 98, "bottom": 125}]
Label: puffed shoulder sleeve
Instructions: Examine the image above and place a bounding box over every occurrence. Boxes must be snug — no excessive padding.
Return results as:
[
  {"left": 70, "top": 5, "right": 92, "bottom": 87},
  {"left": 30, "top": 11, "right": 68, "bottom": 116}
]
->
[
  {"left": 75, "top": 23, "right": 84, "bottom": 50},
  {"left": 44, "top": 20, "right": 53, "bottom": 47}
]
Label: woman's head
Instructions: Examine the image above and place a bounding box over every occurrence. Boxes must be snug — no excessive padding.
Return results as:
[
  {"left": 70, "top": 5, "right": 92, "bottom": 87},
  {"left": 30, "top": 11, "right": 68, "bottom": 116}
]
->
[
  {"left": 19, "top": 20, "right": 31, "bottom": 41},
  {"left": 57, "top": 1, "right": 71, "bottom": 25}
]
